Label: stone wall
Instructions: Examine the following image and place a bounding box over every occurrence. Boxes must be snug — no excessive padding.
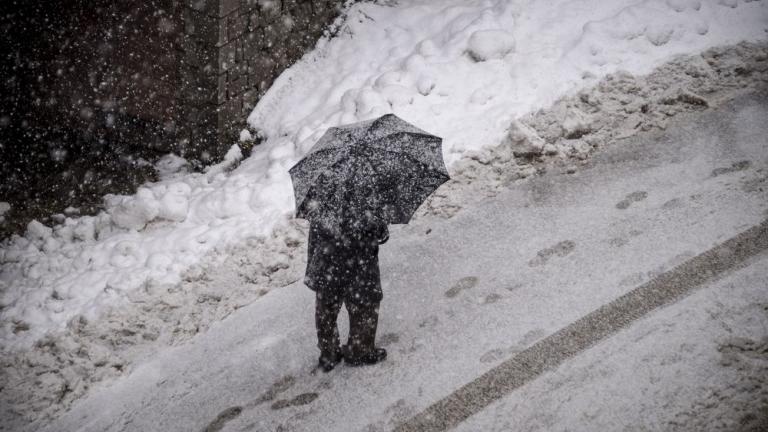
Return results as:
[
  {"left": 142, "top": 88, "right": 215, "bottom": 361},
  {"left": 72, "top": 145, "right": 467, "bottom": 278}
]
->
[
  {"left": 0, "top": 0, "right": 348, "bottom": 237},
  {"left": 0, "top": 0, "right": 183, "bottom": 236},
  {"left": 178, "top": 0, "right": 347, "bottom": 162}
]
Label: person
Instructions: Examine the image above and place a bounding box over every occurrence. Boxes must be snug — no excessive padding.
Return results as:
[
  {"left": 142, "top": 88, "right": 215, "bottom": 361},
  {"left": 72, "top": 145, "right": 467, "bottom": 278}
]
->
[{"left": 304, "top": 211, "right": 390, "bottom": 372}]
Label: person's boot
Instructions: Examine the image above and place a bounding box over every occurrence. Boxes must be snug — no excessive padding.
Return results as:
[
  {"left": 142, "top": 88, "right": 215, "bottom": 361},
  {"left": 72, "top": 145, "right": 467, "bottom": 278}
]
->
[
  {"left": 342, "top": 345, "right": 387, "bottom": 366},
  {"left": 343, "top": 301, "right": 386, "bottom": 366},
  {"left": 318, "top": 347, "right": 343, "bottom": 372}
]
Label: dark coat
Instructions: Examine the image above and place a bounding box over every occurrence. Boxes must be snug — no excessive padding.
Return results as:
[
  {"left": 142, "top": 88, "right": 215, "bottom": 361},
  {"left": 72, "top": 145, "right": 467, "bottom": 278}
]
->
[{"left": 304, "top": 218, "right": 389, "bottom": 304}]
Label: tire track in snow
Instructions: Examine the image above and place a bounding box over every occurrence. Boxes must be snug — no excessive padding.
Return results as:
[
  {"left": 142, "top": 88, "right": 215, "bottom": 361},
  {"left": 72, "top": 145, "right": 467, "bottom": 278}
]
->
[{"left": 396, "top": 218, "right": 768, "bottom": 432}]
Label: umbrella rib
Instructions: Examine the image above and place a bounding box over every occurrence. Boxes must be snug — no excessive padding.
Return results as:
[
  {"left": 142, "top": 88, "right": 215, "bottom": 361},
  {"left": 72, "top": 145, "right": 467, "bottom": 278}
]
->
[
  {"left": 290, "top": 146, "right": 345, "bottom": 173},
  {"left": 301, "top": 166, "right": 350, "bottom": 217},
  {"left": 357, "top": 147, "right": 450, "bottom": 218},
  {"left": 294, "top": 150, "right": 353, "bottom": 212},
  {"left": 365, "top": 146, "right": 449, "bottom": 179},
  {"left": 359, "top": 149, "right": 382, "bottom": 176},
  {"left": 366, "top": 132, "right": 442, "bottom": 156}
]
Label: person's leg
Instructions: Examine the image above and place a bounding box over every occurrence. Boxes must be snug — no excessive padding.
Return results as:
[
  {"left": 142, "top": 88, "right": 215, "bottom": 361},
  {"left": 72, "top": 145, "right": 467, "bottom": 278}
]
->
[
  {"left": 344, "top": 300, "right": 387, "bottom": 365},
  {"left": 315, "top": 292, "right": 343, "bottom": 371}
]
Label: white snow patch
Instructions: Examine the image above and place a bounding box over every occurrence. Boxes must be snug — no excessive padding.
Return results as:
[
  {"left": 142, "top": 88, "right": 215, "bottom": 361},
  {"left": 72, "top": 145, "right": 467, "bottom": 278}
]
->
[
  {"left": 467, "top": 30, "right": 516, "bottom": 62},
  {"left": 239, "top": 129, "right": 253, "bottom": 142},
  {"left": 203, "top": 144, "right": 243, "bottom": 177},
  {"left": 504, "top": 120, "right": 546, "bottom": 156},
  {"left": 154, "top": 154, "right": 189, "bottom": 180}
]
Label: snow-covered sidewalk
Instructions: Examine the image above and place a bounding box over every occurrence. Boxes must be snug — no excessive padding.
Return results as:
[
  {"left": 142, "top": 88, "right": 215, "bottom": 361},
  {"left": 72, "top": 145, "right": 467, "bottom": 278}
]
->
[
  {"left": 31, "top": 89, "right": 768, "bottom": 432},
  {"left": 453, "top": 251, "right": 768, "bottom": 432}
]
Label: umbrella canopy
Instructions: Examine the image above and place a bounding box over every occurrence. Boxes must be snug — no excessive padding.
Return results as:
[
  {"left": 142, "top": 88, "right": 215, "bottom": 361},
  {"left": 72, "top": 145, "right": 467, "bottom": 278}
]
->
[{"left": 289, "top": 114, "right": 450, "bottom": 229}]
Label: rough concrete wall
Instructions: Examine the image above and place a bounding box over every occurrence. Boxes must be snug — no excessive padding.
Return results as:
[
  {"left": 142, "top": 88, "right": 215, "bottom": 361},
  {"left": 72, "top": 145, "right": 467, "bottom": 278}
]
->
[
  {"left": 177, "top": 1, "right": 221, "bottom": 162},
  {"left": 0, "top": 0, "right": 182, "bottom": 236},
  {"left": 178, "top": 0, "right": 347, "bottom": 162},
  {"left": 0, "top": 0, "right": 183, "bottom": 153},
  {"left": 0, "top": 0, "right": 347, "bottom": 236}
]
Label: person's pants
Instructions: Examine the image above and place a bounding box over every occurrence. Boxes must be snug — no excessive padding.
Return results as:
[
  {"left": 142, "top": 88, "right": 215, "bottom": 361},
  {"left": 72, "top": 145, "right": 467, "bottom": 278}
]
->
[{"left": 315, "top": 292, "right": 380, "bottom": 358}]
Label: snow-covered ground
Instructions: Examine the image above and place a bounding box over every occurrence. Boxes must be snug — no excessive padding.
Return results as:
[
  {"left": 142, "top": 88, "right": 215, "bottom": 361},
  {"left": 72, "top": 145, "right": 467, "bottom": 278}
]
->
[
  {"left": 2, "top": 0, "right": 767, "bottom": 352},
  {"left": 2, "top": 0, "right": 768, "bottom": 428},
  {"left": 28, "top": 89, "right": 768, "bottom": 432},
  {"left": 453, "top": 255, "right": 768, "bottom": 432}
]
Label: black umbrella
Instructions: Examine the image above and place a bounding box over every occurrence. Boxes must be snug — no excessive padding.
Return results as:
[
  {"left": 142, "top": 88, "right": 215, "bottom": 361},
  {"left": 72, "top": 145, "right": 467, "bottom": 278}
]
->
[{"left": 289, "top": 114, "right": 450, "bottom": 229}]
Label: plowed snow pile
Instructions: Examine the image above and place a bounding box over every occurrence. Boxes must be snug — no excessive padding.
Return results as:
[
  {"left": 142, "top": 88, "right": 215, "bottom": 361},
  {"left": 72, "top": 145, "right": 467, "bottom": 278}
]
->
[{"left": 1, "top": 0, "right": 767, "bottom": 427}]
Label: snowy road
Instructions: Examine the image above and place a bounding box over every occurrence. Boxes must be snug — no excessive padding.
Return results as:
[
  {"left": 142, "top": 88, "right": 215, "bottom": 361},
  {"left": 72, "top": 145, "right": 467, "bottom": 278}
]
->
[{"left": 35, "top": 91, "right": 768, "bottom": 432}]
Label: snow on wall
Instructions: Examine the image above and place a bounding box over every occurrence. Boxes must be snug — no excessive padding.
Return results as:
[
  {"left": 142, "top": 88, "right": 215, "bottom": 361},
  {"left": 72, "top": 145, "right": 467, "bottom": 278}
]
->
[{"left": 1, "top": 0, "right": 766, "bottom": 350}]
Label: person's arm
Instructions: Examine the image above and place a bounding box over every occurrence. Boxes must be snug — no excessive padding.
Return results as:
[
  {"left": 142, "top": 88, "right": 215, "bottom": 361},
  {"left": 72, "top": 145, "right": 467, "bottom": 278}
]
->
[{"left": 377, "top": 223, "right": 389, "bottom": 245}]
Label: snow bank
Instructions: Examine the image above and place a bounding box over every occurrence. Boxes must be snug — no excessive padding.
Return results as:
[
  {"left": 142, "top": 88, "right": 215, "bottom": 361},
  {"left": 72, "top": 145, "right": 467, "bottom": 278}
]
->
[
  {"left": 248, "top": 0, "right": 767, "bottom": 167},
  {"left": 1, "top": 0, "right": 766, "bottom": 350}
]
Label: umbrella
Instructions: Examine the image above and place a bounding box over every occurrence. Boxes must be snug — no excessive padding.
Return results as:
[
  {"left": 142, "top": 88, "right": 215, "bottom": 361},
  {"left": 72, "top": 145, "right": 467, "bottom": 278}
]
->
[{"left": 289, "top": 114, "right": 450, "bottom": 229}]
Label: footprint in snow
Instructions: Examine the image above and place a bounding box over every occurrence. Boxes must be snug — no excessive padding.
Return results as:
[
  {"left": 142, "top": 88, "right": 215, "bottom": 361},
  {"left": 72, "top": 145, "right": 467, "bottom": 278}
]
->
[
  {"left": 661, "top": 197, "right": 683, "bottom": 209},
  {"left": 528, "top": 240, "right": 576, "bottom": 267},
  {"left": 608, "top": 237, "right": 629, "bottom": 248},
  {"left": 480, "top": 348, "right": 505, "bottom": 364},
  {"left": 271, "top": 393, "right": 319, "bottom": 410},
  {"left": 711, "top": 160, "right": 751, "bottom": 177},
  {"left": 418, "top": 315, "right": 439, "bottom": 329},
  {"left": 379, "top": 332, "right": 400, "bottom": 346},
  {"left": 482, "top": 293, "right": 503, "bottom": 304},
  {"left": 445, "top": 276, "right": 479, "bottom": 298},
  {"left": 203, "top": 406, "right": 243, "bottom": 432},
  {"left": 251, "top": 375, "right": 296, "bottom": 406},
  {"left": 616, "top": 191, "right": 648, "bottom": 210}
]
